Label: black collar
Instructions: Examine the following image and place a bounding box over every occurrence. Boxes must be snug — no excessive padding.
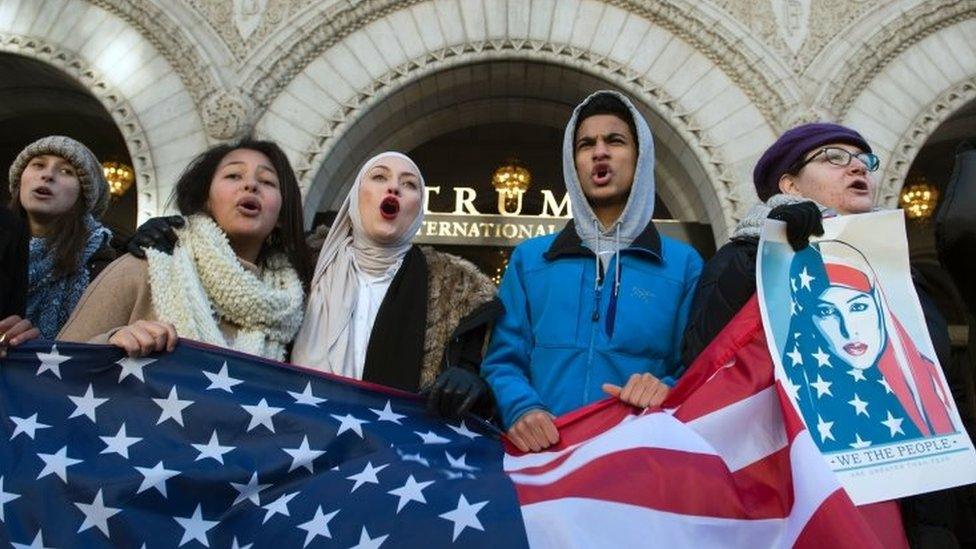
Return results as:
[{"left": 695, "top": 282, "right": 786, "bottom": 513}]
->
[{"left": 543, "top": 218, "right": 662, "bottom": 261}]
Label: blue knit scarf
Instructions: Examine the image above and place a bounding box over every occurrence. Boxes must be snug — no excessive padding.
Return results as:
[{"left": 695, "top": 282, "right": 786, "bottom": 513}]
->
[{"left": 27, "top": 215, "right": 112, "bottom": 338}]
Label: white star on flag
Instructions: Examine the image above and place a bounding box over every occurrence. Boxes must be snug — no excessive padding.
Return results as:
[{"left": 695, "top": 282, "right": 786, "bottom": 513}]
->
[
  {"left": 811, "top": 347, "right": 831, "bottom": 368},
  {"left": 153, "top": 386, "right": 193, "bottom": 426},
  {"left": 10, "top": 413, "right": 50, "bottom": 440},
  {"left": 173, "top": 504, "right": 218, "bottom": 547},
  {"left": 192, "top": 430, "right": 235, "bottom": 464},
  {"left": 783, "top": 377, "right": 801, "bottom": 401},
  {"left": 809, "top": 375, "right": 833, "bottom": 398},
  {"left": 445, "top": 452, "right": 479, "bottom": 471},
  {"left": 798, "top": 267, "right": 815, "bottom": 290},
  {"left": 439, "top": 494, "right": 488, "bottom": 541},
  {"left": 11, "top": 531, "right": 55, "bottom": 549},
  {"left": 850, "top": 433, "right": 872, "bottom": 449},
  {"left": 100, "top": 423, "right": 142, "bottom": 459},
  {"left": 847, "top": 394, "right": 869, "bottom": 417},
  {"left": 116, "top": 357, "right": 154, "bottom": 382},
  {"left": 387, "top": 474, "right": 434, "bottom": 513},
  {"left": 288, "top": 382, "right": 326, "bottom": 406},
  {"left": 786, "top": 346, "right": 803, "bottom": 367},
  {"left": 261, "top": 491, "right": 299, "bottom": 524},
  {"left": 231, "top": 538, "right": 253, "bottom": 549},
  {"left": 74, "top": 489, "right": 121, "bottom": 537},
  {"left": 878, "top": 378, "right": 893, "bottom": 394},
  {"left": 816, "top": 415, "right": 835, "bottom": 442},
  {"left": 370, "top": 401, "right": 405, "bottom": 424},
  {"left": 68, "top": 383, "right": 108, "bottom": 423},
  {"left": 0, "top": 476, "right": 21, "bottom": 522},
  {"left": 283, "top": 435, "right": 326, "bottom": 473},
  {"left": 36, "top": 345, "right": 70, "bottom": 379},
  {"left": 135, "top": 461, "right": 180, "bottom": 497},
  {"left": 36, "top": 446, "right": 82, "bottom": 482},
  {"left": 330, "top": 413, "right": 369, "bottom": 438},
  {"left": 297, "top": 506, "right": 339, "bottom": 546},
  {"left": 231, "top": 472, "right": 271, "bottom": 506},
  {"left": 846, "top": 368, "right": 867, "bottom": 382},
  {"left": 349, "top": 527, "right": 388, "bottom": 549},
  {"left": 448, "top": 421, "right": 481, "bottom": 439},
  {"left": 881, "top": 410, "right": 906, "bottom": 437},
  {"left": 241, "top": 398, "right": 283, "bottom": 433},
  {"left": 347, "top": 462, "right": 388, "bottom": 492},
  {"left": 204, "top": 361, "right": 243, "bottom": 392},
  {"left": 414, "top": 430, "right": 450, "bottom": 444},
  {"left": 398, "top": 451, "right": 430, "bottom": 467}
]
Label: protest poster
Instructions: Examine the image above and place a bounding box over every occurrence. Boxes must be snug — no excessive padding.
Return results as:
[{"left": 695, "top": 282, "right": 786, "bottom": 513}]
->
[{"left": 757, "top": 209, "right": 976, "bottom": 504}]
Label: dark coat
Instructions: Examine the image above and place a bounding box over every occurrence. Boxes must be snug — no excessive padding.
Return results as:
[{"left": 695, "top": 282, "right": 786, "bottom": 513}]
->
[{"left": 0, "top": 209, "right": 29, "bottom": 318}]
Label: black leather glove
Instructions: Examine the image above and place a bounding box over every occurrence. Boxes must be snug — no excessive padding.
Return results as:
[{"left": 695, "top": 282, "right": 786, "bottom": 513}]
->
[
  {"left": 426, "top": 366, "right": 490, "bottom": 418},
  {"left": 126, "top": 215, "right": 185, "bottom": 258},
  {"left": 768, "top": 202, "right": 824, "bottom": 251}
]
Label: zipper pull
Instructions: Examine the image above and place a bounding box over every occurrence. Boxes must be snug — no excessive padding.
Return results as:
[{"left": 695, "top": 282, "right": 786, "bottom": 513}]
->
[{"left": 592, "top": 287, "right": 601, "bottom": 322}]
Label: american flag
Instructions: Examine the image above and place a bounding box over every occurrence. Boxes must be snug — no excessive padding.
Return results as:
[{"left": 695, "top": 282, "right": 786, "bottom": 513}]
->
[{"left": 1, "top": 303, "right": 889, "bottom": 548}]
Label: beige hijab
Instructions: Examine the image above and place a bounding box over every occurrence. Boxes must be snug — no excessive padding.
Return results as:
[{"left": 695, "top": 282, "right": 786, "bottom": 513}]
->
[{"left": 291, "top": 152, "right": 426, "bottom": 372}]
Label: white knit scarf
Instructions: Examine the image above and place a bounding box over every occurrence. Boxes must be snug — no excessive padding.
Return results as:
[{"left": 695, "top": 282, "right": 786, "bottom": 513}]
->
[{"left": 145, "top": 214, "right": 305, "bottom": 360}]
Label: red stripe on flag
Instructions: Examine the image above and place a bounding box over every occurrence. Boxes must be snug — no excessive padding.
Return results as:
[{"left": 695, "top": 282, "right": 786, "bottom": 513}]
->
[
  {"left": 793, "top": 490, "right": 888, "bottom": 549},
  {"left": 513, "top": 446, "right": 794, "bottom": 520}
]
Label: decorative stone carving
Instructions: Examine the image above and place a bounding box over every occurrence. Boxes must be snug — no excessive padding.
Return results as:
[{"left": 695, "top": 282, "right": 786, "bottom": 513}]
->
[
  {"left": 202, "top": 90, "right": 252, "bottom": 140},
  {"left": 878, "top": 78, "right": 976, "bottom": 207},
  {"left": 0, "top": 32, "right": 158, "bottom": 220},
  {"left": 234, "top": 0, "right": 268, "bottom": 41},
  {"left": 771, "top": 0, "right": 811, "bottom": 53},
  {"left": 185, "top": 0, "right": 310, "bottom": 61}
]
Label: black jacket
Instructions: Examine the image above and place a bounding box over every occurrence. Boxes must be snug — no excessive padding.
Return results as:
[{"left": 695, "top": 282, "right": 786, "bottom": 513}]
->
[{"left": 0, "top": 210, "right": 28, "bottom": 318}]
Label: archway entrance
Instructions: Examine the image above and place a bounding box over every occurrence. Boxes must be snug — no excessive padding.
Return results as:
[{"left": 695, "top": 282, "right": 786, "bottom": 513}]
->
[
  {"left": 307, "top": 60, "right": 717, "bottom": 275},
  {"left": 0, "top": 53, "right": 135, "bottom": 236}
]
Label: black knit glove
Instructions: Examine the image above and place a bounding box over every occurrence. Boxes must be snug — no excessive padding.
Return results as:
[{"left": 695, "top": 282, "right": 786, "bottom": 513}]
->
[
  {"left": 769, "top": 202, "right": 824, "bottom": 251},
  {"left": 126, "top": 215, "right": 185, "bottom": 258},
  {"left": 426, "top": 367, "right": 490, "bottom": 418}
]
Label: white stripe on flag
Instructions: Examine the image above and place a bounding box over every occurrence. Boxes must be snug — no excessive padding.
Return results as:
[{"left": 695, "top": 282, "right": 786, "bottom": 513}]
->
[
  {"left": 506, "top": 413, "right": 715, "bottom": 485},
  {"left": 685, "top": 385, "right": 788, "bottom": 472},
  {"left": 781, "top": 431, "right": 843, "bottom": 546},
  {"left": 502, "top": 415, "right": 635, "bottom": 472}
]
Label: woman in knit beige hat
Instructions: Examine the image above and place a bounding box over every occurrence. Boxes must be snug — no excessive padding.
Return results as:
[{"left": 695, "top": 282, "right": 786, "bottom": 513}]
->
[{"left": 0, "top": 135, "right": 115, "bottom": 351}]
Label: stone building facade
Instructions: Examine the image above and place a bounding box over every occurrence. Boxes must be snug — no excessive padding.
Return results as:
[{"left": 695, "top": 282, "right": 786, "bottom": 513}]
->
[{"left": 1, "top": 0, "right": 974, "bottom": 243}]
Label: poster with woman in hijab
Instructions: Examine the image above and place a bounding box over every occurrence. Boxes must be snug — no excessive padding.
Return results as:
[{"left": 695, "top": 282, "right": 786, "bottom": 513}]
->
[{"left": 758, "top": 210, "right": 976, "bottom": 504}]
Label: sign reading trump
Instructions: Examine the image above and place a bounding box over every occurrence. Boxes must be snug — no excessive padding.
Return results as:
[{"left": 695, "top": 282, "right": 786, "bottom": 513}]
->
[{"left": 758, "top": 210, "right": 976, "bottom": 504}]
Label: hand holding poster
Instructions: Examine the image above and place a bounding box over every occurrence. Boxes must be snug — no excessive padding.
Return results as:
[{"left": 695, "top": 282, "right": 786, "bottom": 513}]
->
[{"left": 757, "top": 210, "right": 976, "bottom": 504}]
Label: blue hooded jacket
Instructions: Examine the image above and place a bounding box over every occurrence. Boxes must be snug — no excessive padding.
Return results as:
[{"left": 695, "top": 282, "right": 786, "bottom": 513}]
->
[{"left": 481, "top": 91, "right": 703, "bottom": 428}]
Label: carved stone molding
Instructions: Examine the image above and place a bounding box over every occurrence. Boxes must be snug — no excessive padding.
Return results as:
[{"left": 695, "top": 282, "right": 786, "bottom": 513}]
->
[
  {"left": 90, "top": 0, "right": 220, "bottom": 109},
  {"left": 248, "top": 0, "right": 797, "bottom": 130},
  {"left": 0, "top": 32, "right": 159, "bottom": 217},
  {"left": 879, "top": 78, "right": 976, "bottom": 207},
  {"left": 293, "top": 39, "right": 750, "bottom": 233},
  {"left": 823, "top": 0, "right": 976, "bottom": 118},
  {"left": 201, "top": 90, "right": 253, "bottom": 140}
]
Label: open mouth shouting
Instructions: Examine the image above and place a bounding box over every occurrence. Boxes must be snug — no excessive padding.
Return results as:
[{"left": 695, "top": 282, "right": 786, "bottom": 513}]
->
[
  {"left": 591, "top": 163, "right": 613, "bottom": 186},
  {"left": 847, "top": 179, "right": 870, "bottom": 194},
  {"left": 236, "top": 196, "right": 263, "bottom": 217},
  {"left": 380, "top": 196, "right": 400, "bottom": 220},
  {"left": 31, "top": 185, "right": 54, "bottom": 200}
]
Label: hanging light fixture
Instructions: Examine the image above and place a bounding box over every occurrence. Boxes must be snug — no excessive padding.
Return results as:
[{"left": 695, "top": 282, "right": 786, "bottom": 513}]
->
[
  {"left": 492, "top": 159, "right": 531, "bottom": 213},
  {"left": 103, "top": 161, "right": 135, "bottom": 199},
  {"left": 899, "top": 172, "right": 939, "bottom": 220}
]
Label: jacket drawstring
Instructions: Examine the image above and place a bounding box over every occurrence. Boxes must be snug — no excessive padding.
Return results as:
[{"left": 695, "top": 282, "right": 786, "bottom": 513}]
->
[
  {"left": 606, "top": 224, "right": 621, "bottom": 337},
  {"left": 592, "top": 219, "right": 602, "bottom": 322}
]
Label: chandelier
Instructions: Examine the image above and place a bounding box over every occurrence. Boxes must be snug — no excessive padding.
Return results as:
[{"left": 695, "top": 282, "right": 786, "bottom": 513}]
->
[
  {"left": 103, "top": 161, "right": 135, "bottom": 198},
  {"left": 899, "top": 172, "right": 939, "bottom": 220},
  {"left": 492, "top": 159, "right": 531, "bottom": 212}
]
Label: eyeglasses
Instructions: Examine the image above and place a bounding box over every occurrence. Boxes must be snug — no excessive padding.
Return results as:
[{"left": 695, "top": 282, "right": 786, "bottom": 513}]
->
[{"left": 792, "top": 147, "right": 880, "bottom": 173}]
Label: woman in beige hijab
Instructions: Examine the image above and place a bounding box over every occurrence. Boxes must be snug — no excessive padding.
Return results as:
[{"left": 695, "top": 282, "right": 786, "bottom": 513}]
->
[{"left": 292, "top": 152, "right": 498, "bottom": 418}]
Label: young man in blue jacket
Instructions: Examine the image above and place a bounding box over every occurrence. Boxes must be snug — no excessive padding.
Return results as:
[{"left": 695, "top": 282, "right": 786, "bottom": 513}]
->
[{"left": 481, "top": 91, "right": 703, "bottom": 452}]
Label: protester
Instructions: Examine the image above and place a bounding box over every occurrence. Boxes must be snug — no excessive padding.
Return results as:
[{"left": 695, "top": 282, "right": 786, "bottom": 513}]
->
[
  {"left": 681, "top": 122, "right": 956, "bottom": 548},
  {"left": 290, "top": 152, "right": 499, "bottom": 418},
  {"left": 4, "top": 136, "right": 115, "bottom": 343},
  {"left": 480, "top": 90, "right": 703, "bottom": 452},
  {"left": 59, "top": 139, "right": 310, "bottom": 361}
]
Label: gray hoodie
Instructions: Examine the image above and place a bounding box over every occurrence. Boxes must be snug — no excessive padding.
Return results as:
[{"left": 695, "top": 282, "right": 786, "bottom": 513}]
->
[{"left": 562, "top": 90, "right": 657, "bottom": 255}]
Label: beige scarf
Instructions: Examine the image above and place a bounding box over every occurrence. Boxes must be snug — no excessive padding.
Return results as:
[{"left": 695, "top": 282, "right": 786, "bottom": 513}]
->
[
  {"left": 291, "top": 152, "right": 425, "bottom": 373},
  {"left": 146, "top": 214, "right": 305, "bottom": 361}
]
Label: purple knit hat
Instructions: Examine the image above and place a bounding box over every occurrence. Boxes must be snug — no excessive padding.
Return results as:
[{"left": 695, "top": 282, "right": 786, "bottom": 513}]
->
[{"left": 753, "top": 122, "right": 872, "bottom": 201}]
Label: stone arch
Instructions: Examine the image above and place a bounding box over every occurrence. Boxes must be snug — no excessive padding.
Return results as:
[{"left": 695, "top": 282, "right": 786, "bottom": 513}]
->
[
  {"left": 256, "top": 3, "right": 782, "bottom": 241},
  {"left": 835, "top": 17, "right": 976, "bottom": 206},
  {"left": 0, "top": 0, "right": 209, "bottom": 221}
]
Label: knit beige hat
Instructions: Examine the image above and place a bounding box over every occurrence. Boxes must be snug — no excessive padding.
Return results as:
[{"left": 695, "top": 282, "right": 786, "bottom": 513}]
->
[{"left": 8, "top": 135, "right": 110, "bottom": 218}]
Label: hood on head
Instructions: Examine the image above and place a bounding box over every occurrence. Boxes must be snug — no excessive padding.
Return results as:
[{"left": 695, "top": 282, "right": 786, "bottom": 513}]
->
[{"left": 562, "top": 90, "right": 656, "bottom": 251}]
